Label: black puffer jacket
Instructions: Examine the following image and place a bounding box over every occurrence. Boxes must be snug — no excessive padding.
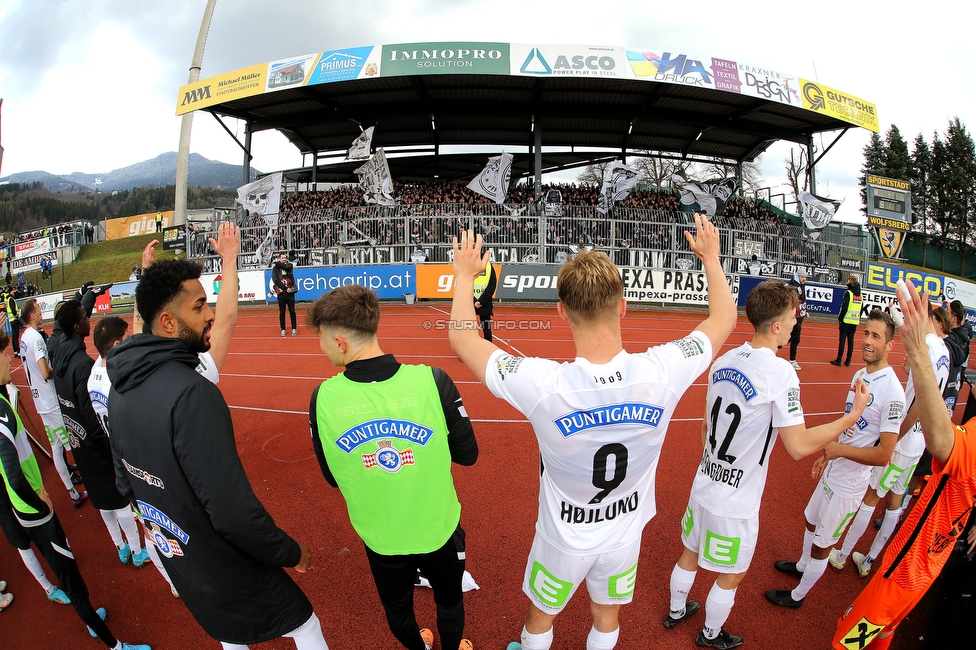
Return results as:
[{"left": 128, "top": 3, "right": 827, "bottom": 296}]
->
[
  {"left": 53, "top": 338, "right": 127, "bottom": 510},
  {"left": 107, "top": 335, "right": 312, "bottom": 644}
]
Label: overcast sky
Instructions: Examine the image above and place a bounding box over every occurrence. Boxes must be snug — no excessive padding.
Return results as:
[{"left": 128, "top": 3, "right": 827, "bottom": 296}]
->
[{"left": 1, "top": 0, "right": 973, "bottom": 222}]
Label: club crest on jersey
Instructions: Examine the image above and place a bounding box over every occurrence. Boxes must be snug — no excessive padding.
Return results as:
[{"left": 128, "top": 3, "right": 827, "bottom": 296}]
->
[
  {"left": 554, "top": 402, "right": 664, "bottom": 437},
  {"left": 146, "top": 522, "right": 184, "bottom": 558},
  {"left": 362, "top": 440, "right": 415, "bottom": 472},
  {"left": 335, "top": 419, "right": 434, "bottom": 453},
  {"left": 136, "top": 501, "right": 190, "bottom": 545},
  {"left": 711, "top": 368, "right": 757, "bottom": 401},
  {"left": 123, "top": 458, "right": 164, "bottom": 489}
]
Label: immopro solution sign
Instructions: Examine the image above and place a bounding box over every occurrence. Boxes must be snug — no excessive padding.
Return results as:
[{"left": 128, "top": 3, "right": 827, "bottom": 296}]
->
[{"left": 381, "top": 42, "right": 509, "bottom": 75}]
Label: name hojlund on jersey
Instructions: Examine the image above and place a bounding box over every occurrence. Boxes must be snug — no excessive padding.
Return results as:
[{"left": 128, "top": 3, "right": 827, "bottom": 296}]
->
[
  {"left": 560, "top": 491, "right": 639, "bottom": 525},
  {"left": 698, "top": 449, "right": 744, "bottom": 488}
]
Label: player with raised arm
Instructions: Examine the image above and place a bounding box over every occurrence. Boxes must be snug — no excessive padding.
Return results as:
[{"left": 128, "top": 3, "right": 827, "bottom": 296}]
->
[
  {"left": 832, "top": 280, "right": 976, "bottom": 649},
  {"left": 830, "top": 303, "right": 951, "bottom": 578},
  {"left": 19, "top": 298, "right": 87, "bottom": 507},
  {"left": 767, "top": 311, "right": 905, "bottom": 609},
  {"left": 449, "top": 214, "right": 737, "bottom": 650},
  {"left": 664, "top": 281, "right": 869, "bottom": 649}
]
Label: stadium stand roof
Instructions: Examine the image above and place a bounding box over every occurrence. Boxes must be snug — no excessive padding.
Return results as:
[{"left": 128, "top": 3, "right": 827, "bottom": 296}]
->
[{"left": 180, "top": 43, "right": 878, "bottom": 183}]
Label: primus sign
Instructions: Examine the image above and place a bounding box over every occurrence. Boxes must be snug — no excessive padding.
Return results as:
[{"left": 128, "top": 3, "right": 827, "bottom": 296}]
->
[{"left": 382, "top": 42, "right": 509, "bottom": 75}]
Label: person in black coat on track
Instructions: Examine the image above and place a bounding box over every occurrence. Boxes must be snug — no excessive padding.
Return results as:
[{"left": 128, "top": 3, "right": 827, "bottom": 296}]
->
[{"left": 272, "top": 253, "right": 298, "bottom": 337}]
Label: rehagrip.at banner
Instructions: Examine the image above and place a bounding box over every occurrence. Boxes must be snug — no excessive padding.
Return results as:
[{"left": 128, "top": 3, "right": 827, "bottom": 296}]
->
[{"left": 264, "top": 265, "right": 415, "bottom": 302}]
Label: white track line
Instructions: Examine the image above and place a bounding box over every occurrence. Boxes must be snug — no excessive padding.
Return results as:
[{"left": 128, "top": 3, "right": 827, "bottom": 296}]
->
[{"left": 425, "top": 304, "right": 529, "bottom": 357}]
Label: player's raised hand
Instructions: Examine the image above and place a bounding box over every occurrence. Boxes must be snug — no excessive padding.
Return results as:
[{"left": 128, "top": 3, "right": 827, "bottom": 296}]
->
[
  {"left": 849, "top": 379, "right": 869, "bottom": 417},
  {"left": 895, "top": 280, "right": 929, "bottom": 356},
  {"left": 210, "top": 222, "right": 240, "bottom": 260},
  {"left": 141, "top": 239, "right": 160, "bottom": 269},
  {"left": 685, "top": 212, "right": 720, "bottom": 262},
  {"left": 453, "top": 229, "right": 490, "bottom": 282},
  {"left": 293, "top": 543, "right": 311, "bottom": 573}
]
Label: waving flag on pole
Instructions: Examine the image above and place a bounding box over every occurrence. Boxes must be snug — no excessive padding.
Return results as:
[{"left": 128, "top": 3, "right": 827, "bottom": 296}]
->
[
  {"left": 670, "top": 173, "right": 739, "bottom": 217},
  {"left": 355, "top": 148, "right": 395, "bottom": 206},
  {"left": 596, "top": 161, "right": 641, "bottom": 214},
  {"left": 799, "top": 191, "right": 843, "bottom": 240},
  {"left": 467, "top": 153, "right": 513, "bottom": 204},
  {"left": 346, "top": 126, "right": 374, "bottom": 160}
]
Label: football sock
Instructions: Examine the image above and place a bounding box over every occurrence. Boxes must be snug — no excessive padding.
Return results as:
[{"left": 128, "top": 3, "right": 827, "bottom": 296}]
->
[
  {"left": 669, "top": 565, "right": 697, "bottom": 615},
  {"left": 520, "top": 626, "right": 554, "bottom": 650},
  {"left": 69, "top": 486, "right": 81, "bottom": 500},
  {"left": 99, "top": 509, "right": 125, "bottom": 548},
  {"left": 19, "top": 547, "right": 54, "bottom": 591},
  {"left": 870, "top": 507, "right": 903, "bottom": 560},
  {"left": 703, "top": 582, "right": 736, "bottom": 639},
  {"left": 792, "top": 556, "right": 828, "bottom": 600},
  {"left": 144, "top": 536, "right": 176, "bottom": 589},
  {"left": 797, "top": 529, "right": 815, "bottom": 572},
  {"left": 586, "top": 626, "right": 619, "bottom": 650},
  {"left": 116, "top": 507, "right": 141, "bottom": 553},
  {"left": 840, "top": 502, "right": 876, "bottom": 558}
]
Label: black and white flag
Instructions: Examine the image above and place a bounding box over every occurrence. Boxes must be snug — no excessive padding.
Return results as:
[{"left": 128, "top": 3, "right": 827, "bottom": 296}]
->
[
  {"left": 346, "top": 126, "right": 375, "bottom": 160},
  {"left": 799, "top": 191, "right": 843, "bottom": 239},
  {"left": 236, "top": 172, "right": 283, "bottom": 226},
  {"left": 467, "top": 153, "right": 513, "bottom": 204},
  {"left": 354, "top": 148, "right": 395, "bottom": 206},
  {"left": 671, "top": 173, "right": 739, "bottom": 217},
  {"left": 596, "top": 161, "right": 641, "bottom": 214}
]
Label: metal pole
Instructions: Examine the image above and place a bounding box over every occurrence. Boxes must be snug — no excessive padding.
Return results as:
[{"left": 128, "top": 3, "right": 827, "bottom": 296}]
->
[
  {"left": 807, "top": 136, "right": 817, "bottom": 196},
  {"left": 534, "top": 124, "right": 542, "bottom": 202},
  {"left": 174, "top": 0, "right": 219, "bottom": 227},
  {"left": 243, "top": 123, "right": 252, "bottom": 185}
]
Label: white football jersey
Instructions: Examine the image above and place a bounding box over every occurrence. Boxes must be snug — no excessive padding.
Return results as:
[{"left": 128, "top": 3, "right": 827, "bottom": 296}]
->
[
  {"left": 88, "top": 356, "right": 111, "bottom": 436},
  {"left": 19, "top": 327, "right": 58, "bottom": 414},
  {"left": 823, "top": 366, "right": 905, "bottom": 498},
  {"left": 896, "top": 333, "right": 951, "bottom": 458},
  {"left": 690, "top": 342, "right": 805, "bottom": 518},
  {"left": 91, "top": 350, "right": 220, "bottom": 437},
  {"left": 484, "top": 330, "right": 712, "bottom": 555}
]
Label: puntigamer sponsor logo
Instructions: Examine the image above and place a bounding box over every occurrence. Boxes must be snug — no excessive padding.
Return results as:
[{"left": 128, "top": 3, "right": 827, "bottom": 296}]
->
[{"left": 382, "top": 42, "right": 509, "bottom": 75}]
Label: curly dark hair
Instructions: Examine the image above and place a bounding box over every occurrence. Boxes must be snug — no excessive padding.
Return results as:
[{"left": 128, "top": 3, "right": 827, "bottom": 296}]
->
[
  {"left": 55, "top": 299, "right": 84, "bottom": 337},
  {"left": 136, "top": 259, "right": 203, "bottom": 328}
]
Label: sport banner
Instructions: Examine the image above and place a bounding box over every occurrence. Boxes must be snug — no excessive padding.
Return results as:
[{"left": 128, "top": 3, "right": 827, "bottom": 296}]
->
[
  {"left": 177, "top": 63, "right": 267, "bottom": 115},
  {"left": 737, "top": 276, "right": 845, "bottom": 315},
  {"left": 799, "top": 79, "right": 879, "bottom": 133},
  {"left": 263, "top": 265, "right": 416, "bottom": 302},
  {"left": 859, "top": 289, "right": 903, "bottom": 323},
  {"left": 620, "top": 267, "right": 738, "bottom": 305},
  {"left": 943, "top": 276, "right": 976, "bottom": 309},
  {"left": 415, "top": 263, "right": 501, "bottom": 299}
]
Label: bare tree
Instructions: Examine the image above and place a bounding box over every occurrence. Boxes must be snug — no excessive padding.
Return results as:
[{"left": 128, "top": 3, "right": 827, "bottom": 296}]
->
[
  {"left": 783, "top": 146, "right": 810, "bottom": 214},
  {"left": 576, "top": 161, "right": 611, "bottom": 185},
  {"left": 629, "top": 152, "right": 682, "bottom": 189}
]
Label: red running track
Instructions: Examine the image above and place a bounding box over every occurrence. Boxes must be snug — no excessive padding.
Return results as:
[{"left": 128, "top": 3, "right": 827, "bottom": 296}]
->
[{"left": 1, "top": 303, "right": 948, "bottom": 649}]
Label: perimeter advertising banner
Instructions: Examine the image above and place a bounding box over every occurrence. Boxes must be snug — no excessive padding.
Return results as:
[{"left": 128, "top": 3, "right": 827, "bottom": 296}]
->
[
  {"left": 496, "top": 264, "right": 561, "bottom": 300},
  {"left": 105, "top": 211, "right": 173, "bottom": 240},
  {"left": 943, "top": 276, "right": 976, "bottom": 309},
  {"left": 12, "top": 251, "right": 57, "bottom": 272},
  {"left": 414, "top": 263, "right": 501, "bottom": 299},
  {"left": 382, "top": 42, "right": 509, "bottom": 76},
  {"left": 737, "top": 276, "right": 845, "bottom": 315},
  {"left": 14, "top": 239, "right": 54, "bottom": 259},
  {"left": 620, "top": 267, "right": 738, "bottom": 305},
  {"left": 864, "top": 262, "right": 943, "bottom": 298},
  {"left": 264, "top": 265, "right": 415, "bottom": 302},
  {"left": 162, "top": 225, "right": 186, "bottom": 251},
  {"left": 202, "top": 271, "right": 266, "bottom": 303}
]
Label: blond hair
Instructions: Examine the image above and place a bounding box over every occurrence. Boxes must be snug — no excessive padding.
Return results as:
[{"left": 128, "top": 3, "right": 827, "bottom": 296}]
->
[{"left": 557, "top": 251, "right": 623, "bottom": 324}]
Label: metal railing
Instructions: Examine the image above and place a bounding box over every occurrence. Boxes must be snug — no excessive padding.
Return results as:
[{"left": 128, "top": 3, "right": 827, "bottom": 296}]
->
[{"left": 189, "top": 205, "right": 868, "bottom": 280}]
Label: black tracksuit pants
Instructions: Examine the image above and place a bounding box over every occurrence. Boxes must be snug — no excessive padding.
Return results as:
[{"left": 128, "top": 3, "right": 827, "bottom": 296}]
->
[
  {"left": 363, "top": 525, "right": 466, "bottom": 650},
  {"left": 278, "top": 293, "right": 297, "bottom": 331},
  {"left": 26, "top": 513, "right": 118, "bottom": 648}
]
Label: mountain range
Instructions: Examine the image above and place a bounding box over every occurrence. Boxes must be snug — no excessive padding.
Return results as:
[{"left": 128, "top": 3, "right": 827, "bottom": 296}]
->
[{"left": 0, "top": 152, "right": 261, "bottom": 192}]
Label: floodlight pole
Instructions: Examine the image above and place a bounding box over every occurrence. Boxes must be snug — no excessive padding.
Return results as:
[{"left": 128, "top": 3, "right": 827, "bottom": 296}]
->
[
  {"left": 806, "top": 135, "right": 817, "bottom": 196},
  {"left": 175, "top": 0, "right": 218, "bottom": 226}
]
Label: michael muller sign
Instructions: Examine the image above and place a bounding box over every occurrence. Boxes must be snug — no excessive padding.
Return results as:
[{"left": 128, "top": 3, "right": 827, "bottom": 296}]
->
[{"left": 381, "top": 42, "right": 510, "bottom": 75}]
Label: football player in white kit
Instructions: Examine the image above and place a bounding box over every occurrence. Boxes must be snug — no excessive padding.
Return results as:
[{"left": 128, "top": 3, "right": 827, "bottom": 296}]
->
[
  {"left": 829, "top": 303, "right": 951, "bottom": 577},
  {"left": 96, "top": 223, "right": 239, "bottom": 596},
  {"left": 767, "top": 310, "right": 905, "bottom": 608},
  {"left": 664, "top": 281, "right": 870, "bottom": 649},
  {"left": 19, "top": 298, "right": 87, "bottom": 506},
  {"left": 449, "top": 214, "right": 737, "bottom": 650}
]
